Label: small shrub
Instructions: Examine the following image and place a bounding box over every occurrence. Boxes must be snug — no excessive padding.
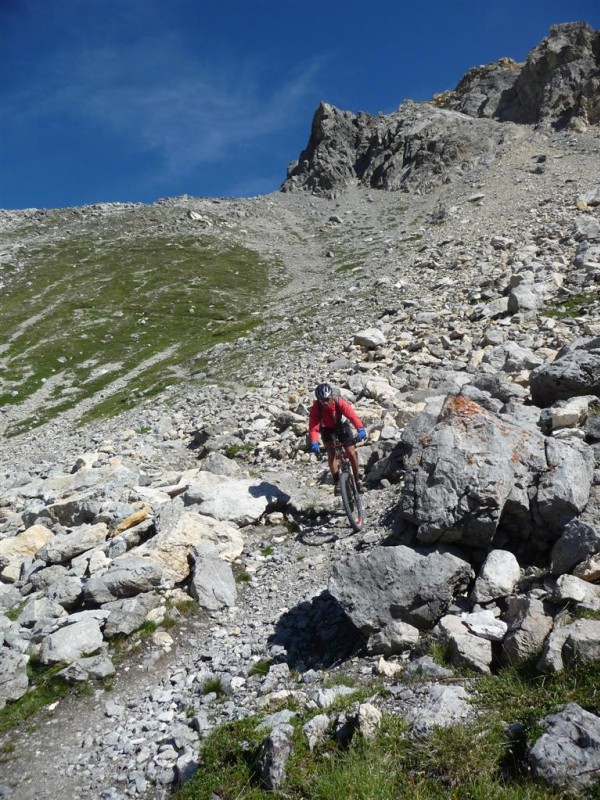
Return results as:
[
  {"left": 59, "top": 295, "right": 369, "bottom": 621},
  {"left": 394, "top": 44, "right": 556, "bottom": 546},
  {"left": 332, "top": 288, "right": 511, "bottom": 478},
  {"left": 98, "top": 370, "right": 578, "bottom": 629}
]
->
[
  {"left": 202, "top": 677, "right": 225, "bottom": 697},
  {"left": 173, "top": 598, "right": 198, "bottom": 616},
  {"left": 4, "top": 602, "right": 26, "bottom": 622},
  {"left": 225, "top": 443, "right": 253, "bottom": 459},
  {"left": 248, "top": 659, "right": 271, "bottom": 678},
  {"left": 136, "top": 621, "right": 157, "bottom": 640}
]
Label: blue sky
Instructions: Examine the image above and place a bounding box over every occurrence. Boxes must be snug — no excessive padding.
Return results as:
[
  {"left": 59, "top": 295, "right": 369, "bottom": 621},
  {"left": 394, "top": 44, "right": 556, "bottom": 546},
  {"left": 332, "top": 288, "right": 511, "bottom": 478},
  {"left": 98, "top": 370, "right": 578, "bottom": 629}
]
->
[{"left": 1, "top": 0, "right": 599, "bottom": 210}]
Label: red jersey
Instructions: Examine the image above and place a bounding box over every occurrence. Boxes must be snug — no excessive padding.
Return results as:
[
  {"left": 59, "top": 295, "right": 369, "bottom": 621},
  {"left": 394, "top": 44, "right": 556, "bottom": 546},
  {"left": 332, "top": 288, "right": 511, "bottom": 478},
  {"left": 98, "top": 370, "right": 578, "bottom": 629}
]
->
[{"left": 308, "top": 397, "right": 364, "bottom": 444}]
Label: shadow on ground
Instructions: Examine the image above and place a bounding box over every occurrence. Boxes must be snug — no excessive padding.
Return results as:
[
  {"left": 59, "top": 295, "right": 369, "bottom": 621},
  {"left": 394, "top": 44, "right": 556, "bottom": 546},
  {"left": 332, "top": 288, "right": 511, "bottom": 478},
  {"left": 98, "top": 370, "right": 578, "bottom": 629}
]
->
[{"left": 268, "top": 590, "right": 365, "bottom": 671}]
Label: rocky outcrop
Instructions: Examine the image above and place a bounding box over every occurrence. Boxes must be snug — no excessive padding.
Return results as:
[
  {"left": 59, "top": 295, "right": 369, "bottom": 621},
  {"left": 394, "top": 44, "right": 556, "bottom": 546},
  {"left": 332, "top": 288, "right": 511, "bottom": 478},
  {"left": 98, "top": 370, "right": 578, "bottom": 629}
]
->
[
  {"left": 283, "top": 100, "right": 522, "bottom": 196},
  {"left": 283, "top": 23, "right": 599, "bottom": 196},
  {"left": 440, "top": 23, "right": 600, "bottom": 129}
]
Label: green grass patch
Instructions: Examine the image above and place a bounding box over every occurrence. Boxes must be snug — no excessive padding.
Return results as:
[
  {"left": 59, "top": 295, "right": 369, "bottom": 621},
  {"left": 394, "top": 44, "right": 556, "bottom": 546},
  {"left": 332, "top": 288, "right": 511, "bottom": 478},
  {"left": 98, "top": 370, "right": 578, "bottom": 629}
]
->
[
  {"left": 0, "top": 221, "right": 277, "bottom": 434},
  {"left": 572, "top": 607, "right": 600, "bottom": 621},
  {"left": 0, "top": 739, "right": 16, "bottom": 764},
  {"left": 474, "top": 659, "right": 600, "bottom": 725},
  {"left": 108, "top": 619, "right": 162, "bottom": 659},
  {"left": 225, "top": 443, "right": 254, "bottom": 459},
  {"left": 175, "top": 663, "right": 600, "bottom": 799},
  {"left": 135, "top": 621, "right": 157, "bottom": 640},
  {"left": 427, "top": 638, "right": 454, "bottom": 668},
  {"left": 202, "top": 677, "right": 225, "bottom": 697},
  {"left": 248, "top": 659, "right": 271, "bottom": 678},
  {"left": 335, "top": 261, "right": 364, "bottom": 274},
  {"left": 0, "top": 659, "right": 74, "bottom": 735},
  {"left": 543, "top": 291, "right": 598, "bottom": 320},
  {"left": 173, "top": 704, "right": 569, "bottom": 800},
  {"left": 4, "top": 602, "right": 27, "bottom": 622}
]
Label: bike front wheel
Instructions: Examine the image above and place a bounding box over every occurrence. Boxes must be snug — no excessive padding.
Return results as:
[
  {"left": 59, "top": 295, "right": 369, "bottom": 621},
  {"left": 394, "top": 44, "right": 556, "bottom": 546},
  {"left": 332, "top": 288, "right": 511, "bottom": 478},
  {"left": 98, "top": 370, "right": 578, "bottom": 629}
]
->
[{"left": 339, "top": 469, "right": 365, "bottom": 532}]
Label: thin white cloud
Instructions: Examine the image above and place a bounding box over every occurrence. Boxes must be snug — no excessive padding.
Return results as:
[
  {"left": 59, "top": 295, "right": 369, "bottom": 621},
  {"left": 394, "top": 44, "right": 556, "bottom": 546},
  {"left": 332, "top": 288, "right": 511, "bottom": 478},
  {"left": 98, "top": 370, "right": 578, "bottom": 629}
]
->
[{"left": 5, "top": 31, "right": 322, "bottom": 180}]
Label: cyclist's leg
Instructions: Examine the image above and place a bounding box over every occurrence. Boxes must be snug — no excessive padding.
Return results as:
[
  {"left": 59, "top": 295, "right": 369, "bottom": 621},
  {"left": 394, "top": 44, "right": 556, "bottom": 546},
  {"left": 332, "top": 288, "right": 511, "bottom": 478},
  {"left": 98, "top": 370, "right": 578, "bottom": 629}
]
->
[
  {"left": 344, "top": 445, "right": 360, "bottom": 483},
  {"left": 327, "top": 446, "right": 339, "bottom": 481},
  {"left": 322, "top": 430, "right": 339, "bottom": 483}
]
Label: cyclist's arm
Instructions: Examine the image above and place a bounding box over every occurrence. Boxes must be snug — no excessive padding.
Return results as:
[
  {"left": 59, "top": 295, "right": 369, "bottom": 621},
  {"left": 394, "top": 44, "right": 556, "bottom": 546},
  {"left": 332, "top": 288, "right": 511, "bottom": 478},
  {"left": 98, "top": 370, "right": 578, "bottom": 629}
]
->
[
  {"left": 337, "top": 398, "right": 364, "bottom": 431},
  {"left": 308, "top": 403, "right": 321, "bottom": 444}
]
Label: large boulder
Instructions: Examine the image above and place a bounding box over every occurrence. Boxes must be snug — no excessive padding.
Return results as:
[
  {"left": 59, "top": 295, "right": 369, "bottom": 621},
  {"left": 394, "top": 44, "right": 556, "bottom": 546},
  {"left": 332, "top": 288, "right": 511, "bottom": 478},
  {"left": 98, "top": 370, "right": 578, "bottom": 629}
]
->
[
  {"left": 500, "top": 596, "right": 554, "bottom": 666},
  {"left": 530, "top": 704, "right": 600, "bottom": 792},
  {"left": 136, "top": 507, "right": 243, "bottom": 582},
  {"left": 0, "top": 524, "right": 53, "bottom": 582},
  {"left": 432, "top": 615, "right": 493, "bottom": 674},
  {"left": 183, "top": 473, "right": 289, "bottom": 526},
  {"left": 328, "top": 545, "right": 473, "bottom": 634},
  {"left": 551, "top": 518, "right": 600, "bottom": 575},
  {"left": 535, "top": 437, "right": 595, "bottom": 537},
  {"left": 103, "top": 592, "right": 160, "bottom": 638},
  {"left": 188, "top": 542, "right": 237, "bottom": 611},
  {"left": 398, "top": 394, "right": 593, "bottom": 549},
  {"left": 0, "top": 647, "right": 30, "bottom": 709},
  {"left": 537, "top": 618, "right": 600, "bottom": 673},
  {"left": 530, "top": 337, "right": 600, "bottom": 407},
  {"left": 84, "top": 557, "right": 163, "bottom": 603},
  {"left": 402, "top": 684, "right": 475, "bottom": 736},
  {"left": 36, "top": 523, "right": 109, "bottom": 565},
  {"left": 471, "top": 550, "right": 521, "bottom": 604},
  {"left": 39, "top": 617, "right": 104, "bottom": 665}
]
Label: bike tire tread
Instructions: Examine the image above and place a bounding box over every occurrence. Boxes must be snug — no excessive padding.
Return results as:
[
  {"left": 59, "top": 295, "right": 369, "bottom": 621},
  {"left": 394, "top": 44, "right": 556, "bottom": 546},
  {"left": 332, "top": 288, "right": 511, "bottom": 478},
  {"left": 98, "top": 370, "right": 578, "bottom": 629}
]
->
[{"left": 339, "top": 469, "right": 365, "bottom": 532}]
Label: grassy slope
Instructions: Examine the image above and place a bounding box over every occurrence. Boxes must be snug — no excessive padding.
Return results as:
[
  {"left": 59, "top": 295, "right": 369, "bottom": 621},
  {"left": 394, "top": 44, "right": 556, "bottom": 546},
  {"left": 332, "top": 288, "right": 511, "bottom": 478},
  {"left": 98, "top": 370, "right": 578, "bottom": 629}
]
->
[
  {"left": 0, "top": 207, "right": 277, "bottom": 434},
  {"left": 175, "top": 660, "right": 600, "bottom": 800}
]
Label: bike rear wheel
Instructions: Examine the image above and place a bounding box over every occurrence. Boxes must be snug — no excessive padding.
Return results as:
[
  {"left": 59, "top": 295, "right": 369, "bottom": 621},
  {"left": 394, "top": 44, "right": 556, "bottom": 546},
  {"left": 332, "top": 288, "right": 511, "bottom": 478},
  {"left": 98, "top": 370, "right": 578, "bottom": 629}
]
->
[{"left": 339, "top": 469, "right": 365, "bottom": 532}]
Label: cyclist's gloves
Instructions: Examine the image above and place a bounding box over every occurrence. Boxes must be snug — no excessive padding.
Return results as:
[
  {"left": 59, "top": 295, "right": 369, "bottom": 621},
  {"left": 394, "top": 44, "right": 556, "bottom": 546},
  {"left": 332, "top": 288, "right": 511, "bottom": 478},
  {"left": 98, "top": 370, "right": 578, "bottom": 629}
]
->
[
  {"left": 356, "top": 428, "right": 367, "bottom": 442},
  {"left": 310, "top": 442, "right": 320, "bottom": 455}
]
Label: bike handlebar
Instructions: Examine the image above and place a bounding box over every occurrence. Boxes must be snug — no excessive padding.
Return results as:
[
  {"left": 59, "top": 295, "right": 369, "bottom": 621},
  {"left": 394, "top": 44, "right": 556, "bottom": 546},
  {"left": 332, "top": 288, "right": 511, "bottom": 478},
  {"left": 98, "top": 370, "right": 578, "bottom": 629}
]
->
[{"left": 314, "top": 434, "right": 366, "bottom": 457}]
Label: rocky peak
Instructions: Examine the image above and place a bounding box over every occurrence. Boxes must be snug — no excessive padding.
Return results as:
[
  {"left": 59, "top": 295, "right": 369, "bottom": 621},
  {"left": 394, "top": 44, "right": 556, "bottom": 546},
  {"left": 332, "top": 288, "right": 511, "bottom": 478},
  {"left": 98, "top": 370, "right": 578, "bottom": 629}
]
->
[
  {"left": 442, "top": 21, "right": 600, "bottom": 127},
  {"left": 283, "top": 99, "right": 524, "bottom": 196},
  {"left": 282, "top": 22, "right": 599, "bottom": 197}
]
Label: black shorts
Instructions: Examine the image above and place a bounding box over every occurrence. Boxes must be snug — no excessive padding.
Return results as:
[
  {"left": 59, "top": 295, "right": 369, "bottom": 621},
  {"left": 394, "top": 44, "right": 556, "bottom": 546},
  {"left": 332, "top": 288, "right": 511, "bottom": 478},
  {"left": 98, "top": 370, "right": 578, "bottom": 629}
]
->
[{"left": 321, "top": 422, "right": 354, "bottom": 448}]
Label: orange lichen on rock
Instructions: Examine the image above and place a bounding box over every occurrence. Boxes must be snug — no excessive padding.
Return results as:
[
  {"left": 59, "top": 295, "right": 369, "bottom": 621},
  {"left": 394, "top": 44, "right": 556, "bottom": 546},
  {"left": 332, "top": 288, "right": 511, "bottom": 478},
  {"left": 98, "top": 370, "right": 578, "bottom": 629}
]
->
[{"left": 446, "top": 395, "right": 482, "bottom": 417}]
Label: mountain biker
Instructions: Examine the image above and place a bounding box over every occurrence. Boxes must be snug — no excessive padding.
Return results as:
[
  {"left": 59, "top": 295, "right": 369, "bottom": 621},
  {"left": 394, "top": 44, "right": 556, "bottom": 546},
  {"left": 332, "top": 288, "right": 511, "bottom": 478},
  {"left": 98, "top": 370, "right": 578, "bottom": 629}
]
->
[{"left": 308, "top": 382, "right": 366, "bottom": 492}]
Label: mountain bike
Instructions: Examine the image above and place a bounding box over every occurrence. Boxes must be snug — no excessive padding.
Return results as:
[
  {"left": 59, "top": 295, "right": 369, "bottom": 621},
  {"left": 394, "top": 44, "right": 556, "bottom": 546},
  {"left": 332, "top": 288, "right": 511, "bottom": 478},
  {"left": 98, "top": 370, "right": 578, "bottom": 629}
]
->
[{"left": 329, "top": 433, "right": 365, "bottom": 532}]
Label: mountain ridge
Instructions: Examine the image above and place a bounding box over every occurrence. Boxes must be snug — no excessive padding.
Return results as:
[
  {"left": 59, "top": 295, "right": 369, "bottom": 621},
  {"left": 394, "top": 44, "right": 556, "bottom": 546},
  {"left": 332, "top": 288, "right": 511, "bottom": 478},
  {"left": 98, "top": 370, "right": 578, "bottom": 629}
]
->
[{"left": 283, "top": 22, "right": 600, "bottom": 196}]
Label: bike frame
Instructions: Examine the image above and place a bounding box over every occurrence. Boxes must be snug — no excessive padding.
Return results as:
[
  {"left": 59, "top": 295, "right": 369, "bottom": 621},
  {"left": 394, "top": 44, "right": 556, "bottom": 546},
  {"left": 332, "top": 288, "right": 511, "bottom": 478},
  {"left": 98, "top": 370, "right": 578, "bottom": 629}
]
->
[{"left": 328, "top": 433, "right": 365, "bottom": 532}]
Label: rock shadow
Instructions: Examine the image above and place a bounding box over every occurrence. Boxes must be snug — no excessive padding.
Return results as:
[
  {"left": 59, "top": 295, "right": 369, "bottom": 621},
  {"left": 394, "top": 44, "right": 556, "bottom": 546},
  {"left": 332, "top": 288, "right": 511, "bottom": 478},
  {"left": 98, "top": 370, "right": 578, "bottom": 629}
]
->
[
  {"left": 268, "top": 590, "right": 365, "bottom": 671},
  {"left": 247, "top": 481, "right": 291, "bottom": 513}
]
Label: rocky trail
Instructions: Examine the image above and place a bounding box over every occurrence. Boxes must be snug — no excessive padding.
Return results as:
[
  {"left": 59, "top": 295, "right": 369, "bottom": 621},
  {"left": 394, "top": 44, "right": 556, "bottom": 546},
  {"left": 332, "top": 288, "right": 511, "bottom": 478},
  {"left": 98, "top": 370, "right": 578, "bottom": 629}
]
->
[{"left": 1, "top": 434, "right": 401, "bottom": 800}]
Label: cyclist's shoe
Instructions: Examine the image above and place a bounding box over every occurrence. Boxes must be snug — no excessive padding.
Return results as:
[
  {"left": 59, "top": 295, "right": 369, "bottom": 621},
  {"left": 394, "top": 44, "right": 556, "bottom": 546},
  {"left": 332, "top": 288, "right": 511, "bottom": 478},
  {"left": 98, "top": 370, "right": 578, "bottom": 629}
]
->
[
  {"left": 357, "top": 478, "right": 365, "bottom": 493},
  {"left": 333, "top": 475, "right": 341, "bottom": 495}
]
